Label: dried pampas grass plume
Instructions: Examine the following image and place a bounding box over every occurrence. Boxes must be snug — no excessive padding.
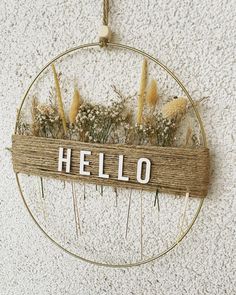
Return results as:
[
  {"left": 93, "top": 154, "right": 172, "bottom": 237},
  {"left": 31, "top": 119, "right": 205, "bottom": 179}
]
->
[
  {"left": 146, "top": 79, "right": 158, "bottom": 110},
  {"left": 137, "top": 59, "right": 148, "bottom": 124},
  {"left": 69, "top": 83, "right": 81, "bottom": 124},
  {"left": 162, "top": 97, "right": 188, "bottom": 120},
  {"left": 52, "top": 64, "right": 67, "bottom": 134}
]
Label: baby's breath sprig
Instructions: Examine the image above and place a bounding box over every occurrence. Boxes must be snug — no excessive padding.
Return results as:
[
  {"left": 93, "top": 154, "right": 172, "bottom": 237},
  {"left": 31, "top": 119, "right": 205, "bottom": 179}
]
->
[
  {"left": 154, "top": 113, "right": 177, "bottom": 146},
  {"left": 75, "top": 89, "right": 131, "bottom": 144},
  {"left": 33, "top": 102, "right": 63, "bottom": 138}
]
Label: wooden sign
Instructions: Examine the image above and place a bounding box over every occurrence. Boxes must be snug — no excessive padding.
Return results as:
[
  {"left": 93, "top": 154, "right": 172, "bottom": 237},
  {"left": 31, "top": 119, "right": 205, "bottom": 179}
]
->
[{"left": 12, "top": 135, "right": 210, "bottom": 197}]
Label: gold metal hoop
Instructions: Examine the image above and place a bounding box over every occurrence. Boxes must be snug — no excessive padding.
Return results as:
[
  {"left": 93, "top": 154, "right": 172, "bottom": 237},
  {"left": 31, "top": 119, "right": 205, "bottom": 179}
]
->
[{"left": 15, "top": 42, "right": 206, "bottom": 267}]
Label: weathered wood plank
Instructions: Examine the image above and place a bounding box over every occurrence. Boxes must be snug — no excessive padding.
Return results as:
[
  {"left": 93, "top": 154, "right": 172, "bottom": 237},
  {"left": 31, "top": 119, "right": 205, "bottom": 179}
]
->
[{"left": 12, "top": 135, "right": 210, "bottom": 197}]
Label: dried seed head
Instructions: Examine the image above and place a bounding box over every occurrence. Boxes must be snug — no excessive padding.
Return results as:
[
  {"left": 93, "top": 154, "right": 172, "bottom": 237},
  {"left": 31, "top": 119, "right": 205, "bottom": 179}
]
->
[
  {"left": 137, "top": 59, "right": 148, "bottom": 124},
  {"left": 69, "top": 84, "right": 81, "bottom": 124},
  {"left": 31, "top": 96, "right": 40, "bottom": 136},
  {"left": 185, "top": 126, "right": 192, "bottom": 146},
  {"left": 162, "top": 97, "right": 188, "bottom": 119},
  {"left": 146, "top": 79, "right": 158, "bottom": 108},
  {"left": 52, "top": 64, "right": 67, "bottom": 134}
]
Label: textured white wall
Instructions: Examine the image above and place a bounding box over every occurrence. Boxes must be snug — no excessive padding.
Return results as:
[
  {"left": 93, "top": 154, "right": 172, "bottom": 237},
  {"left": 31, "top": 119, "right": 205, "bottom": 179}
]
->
[{"left": 0, "top": 0, "right": 235, "bottom": 294}]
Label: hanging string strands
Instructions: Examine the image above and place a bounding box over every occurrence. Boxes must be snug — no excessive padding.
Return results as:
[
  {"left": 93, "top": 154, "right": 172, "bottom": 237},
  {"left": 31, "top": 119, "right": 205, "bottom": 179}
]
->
[
  {"left": 99, "top": 0, "right": 112, "bottom": 46},
  {"left": 140, "top": 191, "right": 144, "bottom": 260},
  {"left": 125, "top": 190, "right": 132, "bottom": 239},
  {"left": 38, "top": 177, "right": 47, "bottom": 221},
  {"left": 72, "top": 182, "right": 82, "bottom": 237},
  {"left": 154, "top": 188, "right": 160, "bottom": 212},
  {"left": 103, "top": 0, "right": 109, "bottom": 26},
  {"left": 176, "top": 192, "right": 190, "bottom": 243}
]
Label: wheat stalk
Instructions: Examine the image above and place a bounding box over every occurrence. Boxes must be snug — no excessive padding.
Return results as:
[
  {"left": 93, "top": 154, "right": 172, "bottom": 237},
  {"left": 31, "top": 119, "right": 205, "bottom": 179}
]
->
[
  {"left": 137, "top": 59, "right": 148, "bottom": 124},
  {"left": 52, "top": 64, "right": 67, "bottom": 134}
]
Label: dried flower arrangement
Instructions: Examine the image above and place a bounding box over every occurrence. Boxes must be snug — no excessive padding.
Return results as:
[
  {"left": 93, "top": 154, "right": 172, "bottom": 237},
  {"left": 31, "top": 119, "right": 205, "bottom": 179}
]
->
[
  {"left": 17, "top": 59, "right": 202, "bottom": 148},
  {"left": 11, "top": 0, "right": 211, "bottom": 267},
  {"left": 14, "top": 59, "right": 207, "bottom": 246}
]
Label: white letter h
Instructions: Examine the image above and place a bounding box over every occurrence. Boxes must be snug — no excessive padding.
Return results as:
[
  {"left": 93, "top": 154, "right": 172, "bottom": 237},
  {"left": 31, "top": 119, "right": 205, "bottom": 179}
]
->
[{"left": 58, "top": 147, "right": 72, "bottom": 173}]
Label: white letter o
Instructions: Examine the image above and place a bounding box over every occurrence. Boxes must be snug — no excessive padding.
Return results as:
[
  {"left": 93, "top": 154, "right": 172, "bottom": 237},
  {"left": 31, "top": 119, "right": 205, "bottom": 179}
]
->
[{"left": 137, "top": 158, "right": 151, "bottom": 184}]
